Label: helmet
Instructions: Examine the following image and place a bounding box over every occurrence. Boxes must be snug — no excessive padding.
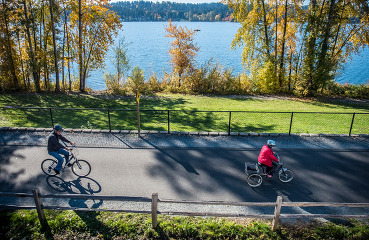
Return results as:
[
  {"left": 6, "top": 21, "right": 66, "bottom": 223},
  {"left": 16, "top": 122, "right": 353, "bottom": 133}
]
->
[
  {"left": 267, "top": 140, "right": 275, "bottom": 148},
  {"left": 54, "top": 124, "right": 63, "bottom": 131}
]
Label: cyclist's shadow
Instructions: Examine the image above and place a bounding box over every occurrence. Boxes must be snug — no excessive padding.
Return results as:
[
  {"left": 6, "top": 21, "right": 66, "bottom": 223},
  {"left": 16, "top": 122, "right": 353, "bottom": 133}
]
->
[{"left": 46, "top": 176, "right": 103, "bottom": 209}]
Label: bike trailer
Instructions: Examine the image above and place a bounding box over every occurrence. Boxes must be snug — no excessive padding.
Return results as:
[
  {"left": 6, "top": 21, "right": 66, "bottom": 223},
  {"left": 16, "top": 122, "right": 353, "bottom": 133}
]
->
[{"left": 244, "top": 162, "right": 260, "bottom": 176}]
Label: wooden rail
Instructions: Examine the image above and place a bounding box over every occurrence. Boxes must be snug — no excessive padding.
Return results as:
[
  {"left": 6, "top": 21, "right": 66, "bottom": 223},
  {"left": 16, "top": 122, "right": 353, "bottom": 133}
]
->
[{"left": 0, "top": 189, "right": 368, "bottom": 231}]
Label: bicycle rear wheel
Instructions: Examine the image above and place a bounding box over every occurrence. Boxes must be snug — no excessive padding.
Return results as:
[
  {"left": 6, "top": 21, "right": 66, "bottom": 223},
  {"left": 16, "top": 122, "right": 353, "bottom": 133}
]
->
[
  {"left": 41, "top": 159, "right": 58, "bottom": 176},
  {"left": 278, "top": 169, "right": 294, "bottom": 183},
  {"left": 247, "top": 174, "right": 263, "bottom": 187},
  {"left": 72, "top": 159, "right": 91, "bottom": 177}
]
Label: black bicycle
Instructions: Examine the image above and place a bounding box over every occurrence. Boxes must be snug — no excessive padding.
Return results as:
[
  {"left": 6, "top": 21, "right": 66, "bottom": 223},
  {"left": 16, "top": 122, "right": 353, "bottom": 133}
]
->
[
  {"left": 245, "top": 153, "right": 294, "bottom": 187},
  {"left": 41, "top": 146, "right": 91, "bottom": 177}
]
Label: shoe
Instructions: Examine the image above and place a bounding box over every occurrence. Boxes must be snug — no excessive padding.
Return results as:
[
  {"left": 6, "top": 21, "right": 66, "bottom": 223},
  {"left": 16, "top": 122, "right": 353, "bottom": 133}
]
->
[
  {"left": 66, "top": 162, "right": 72, "bottom": 167},
  {"left": 54, "top": 169, "right": 60, "bottom": 175}
]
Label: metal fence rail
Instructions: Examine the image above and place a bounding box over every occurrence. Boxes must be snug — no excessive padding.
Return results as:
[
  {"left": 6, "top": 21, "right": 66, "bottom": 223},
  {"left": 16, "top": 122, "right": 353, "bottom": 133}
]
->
[
  {"left": 1, "top": 106, "right": 368, "bottom": 135},
  {"left": 1, "top": 190, "right": 369, "bottom": 231}
]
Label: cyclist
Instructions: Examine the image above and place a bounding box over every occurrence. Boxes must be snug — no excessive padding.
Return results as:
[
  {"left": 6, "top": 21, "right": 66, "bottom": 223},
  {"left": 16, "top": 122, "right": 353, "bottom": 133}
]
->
[
  {"left": 47, "top": 125, "right": 75, "bottom": 175},
  {"left": 258, "top": 140, "right": 279, "bottom": 177}
]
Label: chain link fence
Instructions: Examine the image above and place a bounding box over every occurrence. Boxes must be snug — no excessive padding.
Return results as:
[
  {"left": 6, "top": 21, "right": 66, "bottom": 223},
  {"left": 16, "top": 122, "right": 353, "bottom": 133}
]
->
[{"left": 1, "top": 107, "right": 368, "bottom": 135}]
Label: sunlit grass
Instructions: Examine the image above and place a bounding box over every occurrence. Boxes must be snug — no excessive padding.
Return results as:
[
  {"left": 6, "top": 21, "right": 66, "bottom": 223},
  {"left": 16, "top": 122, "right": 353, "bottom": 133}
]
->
[
  {"left": 0, "top": 93, "right": 368, "bottom": 134},
  {"left": 1, "top": 210, "right": 368, "bottom": 240}
]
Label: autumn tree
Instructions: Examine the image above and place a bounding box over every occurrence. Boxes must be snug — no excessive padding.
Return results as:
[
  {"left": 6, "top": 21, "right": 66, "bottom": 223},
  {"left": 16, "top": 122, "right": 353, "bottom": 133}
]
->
[
  {"left": 165, "top": 21, "right": 199, "bottom": 86},
  {"left": 224, "top": 0, "right": 369, "bottom": 95},
  {"left": 126, "top": 66, "right": 146, "bottom": 93},
  {"left": 300, "top": 0, "right": 369, "bottom": 96},
  {"left": 49, "top": 0, "right": 60, "bottom": 91},
  {"left": 222, "top": 0, "right": 303, "bottom": 93},
  {"left": 0, "top": 0, "right": 19, "bottom": 90},
  {"left": 70, "top": 0, "right": 121, "bottom": 92}
]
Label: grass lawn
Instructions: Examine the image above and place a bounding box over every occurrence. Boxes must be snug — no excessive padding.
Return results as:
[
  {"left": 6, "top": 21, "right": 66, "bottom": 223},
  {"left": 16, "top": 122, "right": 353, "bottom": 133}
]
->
[
  {"left": 1, "top": 210, "right": 369, "bottom": 240},
  {"left": 1, "top": 93, "right": 368, "bottom": 134}
]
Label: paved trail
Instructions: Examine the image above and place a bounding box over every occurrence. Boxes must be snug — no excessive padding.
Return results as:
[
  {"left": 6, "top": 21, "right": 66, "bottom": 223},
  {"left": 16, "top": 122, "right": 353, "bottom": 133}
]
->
[{"left": 1, "top": 130, "right": 368, "bottom": 218}]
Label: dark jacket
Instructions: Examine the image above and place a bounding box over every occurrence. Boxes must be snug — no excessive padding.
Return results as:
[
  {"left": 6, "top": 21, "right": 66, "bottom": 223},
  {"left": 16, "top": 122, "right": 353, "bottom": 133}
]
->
[{"left": 47, "top": 131, "right": 70, "bottom": 152}]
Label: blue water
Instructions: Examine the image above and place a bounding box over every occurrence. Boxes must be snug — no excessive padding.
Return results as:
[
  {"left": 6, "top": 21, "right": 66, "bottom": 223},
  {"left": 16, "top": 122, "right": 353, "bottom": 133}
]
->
[{"left": 82, "top": 22, "right": 369, "bottom": 90}]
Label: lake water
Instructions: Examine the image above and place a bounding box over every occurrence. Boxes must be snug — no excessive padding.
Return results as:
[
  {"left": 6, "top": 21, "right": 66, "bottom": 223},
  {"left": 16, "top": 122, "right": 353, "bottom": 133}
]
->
[{"left": 81, "top": 22, "right": 369, "bottom": 90}]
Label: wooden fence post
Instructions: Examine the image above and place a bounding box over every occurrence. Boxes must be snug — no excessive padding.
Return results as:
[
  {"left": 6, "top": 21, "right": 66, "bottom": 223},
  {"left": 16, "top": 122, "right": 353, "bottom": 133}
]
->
[
  {"left": 272, "top": 196, "right": 283, "bottom": 231},
  {"left": 32, "top": 188, "right": 47, "bottom": 226},
  {"left": 151, "top": 193, "right": 158, "bottom": 228}
]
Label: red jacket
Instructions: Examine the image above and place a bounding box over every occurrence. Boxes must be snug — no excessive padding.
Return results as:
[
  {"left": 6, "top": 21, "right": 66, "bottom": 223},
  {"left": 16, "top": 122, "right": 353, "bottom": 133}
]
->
[{"left": 258, "top": 145, "right": 279, "bottom": 167}]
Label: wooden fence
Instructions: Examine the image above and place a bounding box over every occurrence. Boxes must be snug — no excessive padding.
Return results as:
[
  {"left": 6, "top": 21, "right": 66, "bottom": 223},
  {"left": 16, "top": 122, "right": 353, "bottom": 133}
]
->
[{"left": 1, "top": 189, "right": 369, "bottom": 231}]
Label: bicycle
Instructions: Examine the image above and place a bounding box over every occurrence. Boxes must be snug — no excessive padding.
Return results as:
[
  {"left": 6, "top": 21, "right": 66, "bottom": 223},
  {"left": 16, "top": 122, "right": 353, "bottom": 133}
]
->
[
  {"left": 41, "top": 146, "right": 91, "bottom": 177},
  {"left": 245, "top": 153, "right": 294, "bottom": 187}
]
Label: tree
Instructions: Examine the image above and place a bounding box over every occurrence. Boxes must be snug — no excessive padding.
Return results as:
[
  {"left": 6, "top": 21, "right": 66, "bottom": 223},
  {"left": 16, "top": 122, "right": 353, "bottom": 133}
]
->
[
  {"left": 49, "top": 0, "right": 59, "bottom": 91},
  {"left": 165, "top": 21, "right": 199, "bottom": 86},
  {"left": 104, "top": 37, "right": 130, "bottom": 94},
  {"left": 22, "top": 0, "right": 41, "bottom": 92},
  {"left": 0, "top": 0, "right": 19, "bottom": 90},
  {"left": 300, "top": 0, "right": 369, "bottom": 96},
  {"left": 127, "top": 66, "right": 145, "bottom": 93},
  {"left": 113, "top": 38, "right": 130, "bottom": 83},
  {"left": 70, "top": 0, "right": 121, "bottom": 92},
  {"left": 224, "top": 0, "right": 369, "bottom": 95}
]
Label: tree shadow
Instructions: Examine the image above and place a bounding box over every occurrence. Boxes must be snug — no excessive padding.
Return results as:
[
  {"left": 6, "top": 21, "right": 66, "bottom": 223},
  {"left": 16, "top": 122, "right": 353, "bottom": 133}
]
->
[
  {"left": 146, "top": 147, "right": 369, "bottom": 207},
  {"left": 140, "top": 136, "right": 199, "bottom": 175}
]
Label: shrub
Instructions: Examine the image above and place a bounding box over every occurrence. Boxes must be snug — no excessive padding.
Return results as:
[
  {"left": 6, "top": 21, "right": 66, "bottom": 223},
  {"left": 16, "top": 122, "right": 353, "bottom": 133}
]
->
[
  {"left": 126, "top": 66, "right": 147, "bottom": 94},
  {"left": 104, "top": 73, "right": 126, "bottom": 95}
]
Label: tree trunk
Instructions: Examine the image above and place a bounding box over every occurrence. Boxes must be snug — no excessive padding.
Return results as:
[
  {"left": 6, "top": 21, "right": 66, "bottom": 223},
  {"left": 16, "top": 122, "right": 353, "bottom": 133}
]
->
[
  {"left": 316, "top": 0, "right": 336, "bottom": 85},
  {"left": 78, "top": 0, "right": 85, "bottom": 92},
  {"left": 2, "top": 0, "right": 19, "bottom": 90},
  {"left": 278, "top": 0, "right": 289, "bottom": 89},
  {"left": 23, "top": 0, "right": 41, "bottom": 92},
  {"left": 49, "top": 0, "right": 59, "bottom": 92},
  {"left": 261, "top": 0, "right": 271, "bottom": 57},
  {"left": 67, "top": 22, "right": 71, "bottom": 91}
]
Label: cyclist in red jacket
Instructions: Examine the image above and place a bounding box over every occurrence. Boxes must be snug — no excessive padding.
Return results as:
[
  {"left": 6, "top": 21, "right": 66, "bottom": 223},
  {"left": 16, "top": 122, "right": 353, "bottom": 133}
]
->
[{"left": 258, "top": 140, "right": 279, "bottom": 177}]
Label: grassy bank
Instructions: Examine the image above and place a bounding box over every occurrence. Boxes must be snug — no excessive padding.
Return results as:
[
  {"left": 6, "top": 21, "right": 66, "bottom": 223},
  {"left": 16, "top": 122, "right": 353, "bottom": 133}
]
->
[
  {"left": 1, "top": 93, "right": 368, "bottom": 134},
  {"left": 1, "top": 210, "right": 368, "bottom": 240}
]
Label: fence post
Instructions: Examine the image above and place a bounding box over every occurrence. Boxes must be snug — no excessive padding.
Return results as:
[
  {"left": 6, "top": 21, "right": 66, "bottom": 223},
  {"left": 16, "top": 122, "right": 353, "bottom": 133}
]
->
[
  {"left": 228, "top": 111, "right": 232, "bottom": 136},
  {"left": 289, "top": 112, "right": 294, "bottom": 135},
  {"left": 136, "top": 91, "right": 141, "bottom": 137},
  {"left": 108, "top": 109, "right": 111, "bottom": 132},
  {"left": 49, "top": 108, "right": 54, "bottom": 127},
  {"left": 349, "top": 113, "right": 356, "bottom": 136},
  {"left": 32, "top": 188, "right": 47, "bottom": 226},
  {"left": 272, "top": 196, "right": 283, "bottom": 231},
  {"left": 167, "top": 110, "right": 170, "bottom": 134},
  {"left": 151, "top": 193, "right": 158, "bottom": 228}
]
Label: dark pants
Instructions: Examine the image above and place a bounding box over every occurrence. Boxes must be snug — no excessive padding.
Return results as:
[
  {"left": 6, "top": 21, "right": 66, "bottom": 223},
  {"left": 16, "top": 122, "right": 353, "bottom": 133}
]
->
[{"left": 261, "top": 162, "right": 278, "bottom": 175}]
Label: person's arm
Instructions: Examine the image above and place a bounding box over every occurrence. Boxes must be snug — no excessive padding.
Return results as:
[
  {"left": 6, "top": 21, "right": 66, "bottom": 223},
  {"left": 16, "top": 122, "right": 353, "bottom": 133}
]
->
[
  {"left": 268, "top": 149, "right": 279, "bottom": 162},
  {"left": 59, "top": 134, "right": 75, "bottom": 146}
]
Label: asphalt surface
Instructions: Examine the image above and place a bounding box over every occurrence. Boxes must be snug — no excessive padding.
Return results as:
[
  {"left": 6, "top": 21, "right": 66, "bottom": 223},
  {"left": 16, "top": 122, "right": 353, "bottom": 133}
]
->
[{"left": 1, "top": 130, "right": 369, "bottom": 221}]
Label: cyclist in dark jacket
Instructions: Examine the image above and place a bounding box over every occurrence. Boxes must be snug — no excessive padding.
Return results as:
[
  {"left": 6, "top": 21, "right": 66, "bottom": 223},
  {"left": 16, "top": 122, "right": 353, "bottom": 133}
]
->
[{"left": 48, "top": 125, "right": 75, "bottom": 174}]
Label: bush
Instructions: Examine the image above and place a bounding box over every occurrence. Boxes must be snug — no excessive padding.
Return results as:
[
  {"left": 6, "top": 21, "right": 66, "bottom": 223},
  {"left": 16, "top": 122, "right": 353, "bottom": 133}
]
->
[
  {"left": 104, "top": 73, "right": 126, "bottom": 95},
  {"left": 126, "top": 66, "right": 147, "bottom": 94},
  {"left": 325, "top": 81, "right": 369, "bottom": 99}
]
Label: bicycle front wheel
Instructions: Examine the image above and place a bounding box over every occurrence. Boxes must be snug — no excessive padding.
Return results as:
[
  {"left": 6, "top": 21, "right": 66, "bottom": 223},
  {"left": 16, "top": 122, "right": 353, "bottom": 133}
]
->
[
  {"left": 72, "top": 159, "right": 91, "bottom": 177},
  {"left": 247, "top": 174, "right": 263, "bottom": 187},
  {"left": 41, "top": 159, "right": 58, "bottom": 176},
  {"left": 278, "top": 169, "right": 294, "bottom": 183}
]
